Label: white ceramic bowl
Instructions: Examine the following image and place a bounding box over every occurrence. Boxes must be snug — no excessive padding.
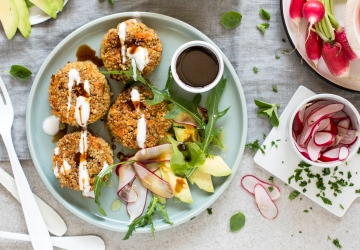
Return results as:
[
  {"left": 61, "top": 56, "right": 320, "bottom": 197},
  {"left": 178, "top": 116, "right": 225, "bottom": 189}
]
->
[
  {"left": 170, "top": 40, "right": 224, "bottom": 93},
  {"left": 288, "top": 94, "right": 360, "bottom": 168}
]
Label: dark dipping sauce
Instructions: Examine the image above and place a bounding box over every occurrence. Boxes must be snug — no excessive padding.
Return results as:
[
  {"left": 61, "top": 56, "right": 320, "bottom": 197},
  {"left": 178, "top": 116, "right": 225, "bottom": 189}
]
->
[
  {"left": 76, "top": 44, "right": 103, "bottom": 67},
  {"left": 176, "top": 46, "right": 219, "bottom": 88}
]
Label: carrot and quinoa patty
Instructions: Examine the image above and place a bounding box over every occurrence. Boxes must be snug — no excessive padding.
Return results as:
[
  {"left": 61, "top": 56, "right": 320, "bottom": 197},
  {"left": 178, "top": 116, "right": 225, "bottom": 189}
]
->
[
  {"left": 107, "top": 86, "right": 171, "bottom": 149},
  {"left": 100, "top": 19, "right": 162, "bottom": 83},
  {"left": 49, "top": 61, "right": 111, "bottom": 127},
  {"left": 52, "top": 131, "right": 113, "bottom": 197}
]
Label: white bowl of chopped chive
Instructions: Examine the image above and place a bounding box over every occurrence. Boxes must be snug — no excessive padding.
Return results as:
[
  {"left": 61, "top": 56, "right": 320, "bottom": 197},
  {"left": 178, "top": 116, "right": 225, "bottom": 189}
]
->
[{"left": 288, "top": 94, "right": 360, "bottom": 168}]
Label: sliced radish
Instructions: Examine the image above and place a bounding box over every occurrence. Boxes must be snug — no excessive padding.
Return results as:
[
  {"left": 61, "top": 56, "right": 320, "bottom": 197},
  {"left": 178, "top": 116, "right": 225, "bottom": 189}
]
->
[
  {"left": 303, "top": 101, "right": 331, "bottom": 118},
  {"left": 127, "top": 178, "right": 148, "bottom": 224},
  {"left": 254, "top": 184, "right": 278, "bottom": 220},
  {"left": 337, "top": 117, "right": 351, "bottom": 129},
  {"left": 145, "top": 162, "right": 159, "bottom": 172},
  {"left": 331, "top": 111, "right": 348, "bottom": 122},
  {"left": 240, "top": 175, "right": 281, "bottom": 200},
  {"left": 292, "top": 129, "right": 298, "bottom": 142},
  {"left": 133, "top": 162, "right": 174, "bottom": 198},
  {"left": 314, "top": 132, "right": 335, "bottom": 146},
  {"left": 338, "top": 146, "right": 350, "bottom": 161},
  {"left": 132, "top": 144, "right": 173, "bottom": 163},
  {"left": 317, "top": 118, "right": 330, "bottom": 131},
  {"left": 307, "top": 103, "right": 345, "bottom": 126},
  {"left": 294, "top": 142, "right": 310, "bottom": 159},
  {"left": 117, "top": 163, "right": 136, "bottom": 191},
  {"left": 173, "top": 111, "right": 199, "bottom": 127},
  {"left": 319, "top": 148, "right": 340, "bottom": 162},
  {"left": 117, "top": 184, "right": 138, "bottom": 203},
  {"left": 323, "top": 119, "right": 338, "bottom": 135},
  {"left": 307, "top": 137, "right": 323, "bottom": 161},
  {"left": 339, "top": 129, "right": 358, "bottom": 145}
]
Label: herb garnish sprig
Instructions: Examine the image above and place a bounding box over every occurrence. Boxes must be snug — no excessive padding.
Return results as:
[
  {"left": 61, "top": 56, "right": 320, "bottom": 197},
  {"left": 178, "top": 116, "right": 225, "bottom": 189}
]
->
[
  {"left": 2, "top": 65, "right": 32, "bottom": 81},
  {"left": 254, "top": 99, "right": 280, "bottom": 127}
]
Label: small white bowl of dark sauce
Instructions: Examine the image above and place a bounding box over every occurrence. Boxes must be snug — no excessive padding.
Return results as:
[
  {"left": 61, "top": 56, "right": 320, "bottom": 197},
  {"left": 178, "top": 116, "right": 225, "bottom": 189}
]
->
[{"left": 171, "top": 41, "right": 224, "bottom": 93}]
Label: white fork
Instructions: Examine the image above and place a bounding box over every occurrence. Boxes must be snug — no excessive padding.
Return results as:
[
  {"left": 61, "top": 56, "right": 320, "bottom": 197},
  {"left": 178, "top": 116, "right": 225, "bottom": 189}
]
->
[{"left": 0, "top": 76, "right": 53, "bottom": 250}]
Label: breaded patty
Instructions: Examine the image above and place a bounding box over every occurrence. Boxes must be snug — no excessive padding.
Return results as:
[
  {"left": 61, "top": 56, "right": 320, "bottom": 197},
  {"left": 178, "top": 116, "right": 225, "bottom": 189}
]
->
[
  {"left": 49, "top": 61, "right": 111, "bottom": 127},
  {"left": 100, "top": 19, "right": 162, "bottom": 83},
  {"left": 52, "top": 131, "right": 113, "bottom": 196},
  {"left": 107, "top": 86, "right": 171, "bottom": 149}
]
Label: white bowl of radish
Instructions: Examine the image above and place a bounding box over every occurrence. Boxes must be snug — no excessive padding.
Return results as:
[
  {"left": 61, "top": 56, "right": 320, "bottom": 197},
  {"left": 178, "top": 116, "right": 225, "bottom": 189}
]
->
[{"left": 289, "top": 94, "right": 360, "bottom": 168}]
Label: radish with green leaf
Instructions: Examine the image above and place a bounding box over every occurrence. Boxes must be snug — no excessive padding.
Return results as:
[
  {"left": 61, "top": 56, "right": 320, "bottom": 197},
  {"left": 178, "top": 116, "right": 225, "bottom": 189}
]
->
[
  {"left": 289, "top": 0, "right": 307, "bottom": 28},
  {"left": 302, "top": 0, "right": 325, "bottom": 41}
]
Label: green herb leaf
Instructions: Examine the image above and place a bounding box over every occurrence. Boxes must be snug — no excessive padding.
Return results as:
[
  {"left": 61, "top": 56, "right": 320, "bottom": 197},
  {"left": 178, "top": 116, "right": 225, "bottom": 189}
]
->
[
  {"left": 207, "top": 208, "right": 213, "bottom": 215},
  {"left": 123, "top": 196, "right": 172, "bottom": 240},
  {"left": 281, "top": 49, "right": 290, "bottom": 54},
  {"left": 272, "top": 85, "right": 278, "bottom": 92},
  {"left": 340, "top": 204, "right": 344, "bottom": 210},
  {"left": 254, "top": 99, "right": 280, "bottom": 127},
  {"left": 259, "top": 7, "right": 270, "bottom": 20},
  {"left": 303, "top": 210, "right": 308, "bottom": 213},
  {"left": 190, "top": 216, "right": 195, "bottom": 220},
  {"left": 108, "top": 0, "right": 114, "bottom": 4},
  {"left": 289, "top": 190, "right": 300, "bottom": 200},
  {"left": 168, "top": 136, "right": 206, "bottom": 177},
  {"left": 282, "top": 38, "right": 286, "bottom": 42},
  {"left": 268, "top": 186, "right": 274, "bottom": 192},
  {"left": 356, "top": 189, "right": 360, "bottom": 194},
  {"left": 268, "top": 176, "right": 274, "bottom": 183},
  {"left": 245, "top": 139, "right": 265, "bottom": 154},
  {"left": 230, "top": 211, "right": 246, "bottom": 232},
  {"left": 253, "top": 67, "right": 258, "bottom": 73},
  {"left": 332, "top": 238, "right": 342, "bottom": 248},
  {"left": 221, "top": 11, "right": 242, "bottom": 29},
  {"left": 257, "top": 23, "right": 270, "bottom": 34},
  {"left": 320, "top": 196, "right": 332, "bottom": 205},
  {"left": 5, "top": 65, "right": 32, "bottom": 81},
  {"left": 275, "top": 54, "right": 280, "bottom": 59}
]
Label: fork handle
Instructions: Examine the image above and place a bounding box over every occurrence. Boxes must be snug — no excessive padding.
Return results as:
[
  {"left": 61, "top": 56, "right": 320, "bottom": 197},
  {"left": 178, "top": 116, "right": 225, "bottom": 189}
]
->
[{"left": 1, "top": 131, "right": 53, "bottom": 250}]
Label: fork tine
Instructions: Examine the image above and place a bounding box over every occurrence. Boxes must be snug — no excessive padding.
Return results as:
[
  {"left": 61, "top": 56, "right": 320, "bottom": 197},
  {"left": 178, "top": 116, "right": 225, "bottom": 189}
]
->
[{"left": 0, "top": 76, "right": 12, "bottom": 106}]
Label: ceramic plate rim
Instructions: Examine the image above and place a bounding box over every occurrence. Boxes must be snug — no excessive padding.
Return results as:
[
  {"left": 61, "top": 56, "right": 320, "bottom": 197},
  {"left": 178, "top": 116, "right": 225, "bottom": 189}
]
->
[{"left": 26, "top": 12, "right": 248, "bottom": 232}]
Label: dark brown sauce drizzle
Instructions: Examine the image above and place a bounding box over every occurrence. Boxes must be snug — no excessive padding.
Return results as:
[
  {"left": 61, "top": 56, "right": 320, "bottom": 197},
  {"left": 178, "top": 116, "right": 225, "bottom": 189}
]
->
[
  {"left": 76, "top": 44, "right": 103, "bottom": 67},
  {"left": 176, "top": 46, "right": 219, "bottom": 88},
  {"left": 73, "top": 82, "right": 90, "bottom": 98}
]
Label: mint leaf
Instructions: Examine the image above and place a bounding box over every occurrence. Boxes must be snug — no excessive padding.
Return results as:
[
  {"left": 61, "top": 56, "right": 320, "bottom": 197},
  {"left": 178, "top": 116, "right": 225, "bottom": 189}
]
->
[
  {"left": 5, "top": 65, "right": 32, "bottom": 81},
  {"left": 254, "top": 99, "right": 280, "bottom": 127},
  {"left": 257, "top": 23, "right": 270, "bottom": 34},
  {"left": 259, "top": 7, "right": 271, "bottom": 20},
  {"left": 221, "top": 11, "right": 242, "bottom": 29},
  {"left": 230, "top": 211, "right": 246, "bottom": 232}
]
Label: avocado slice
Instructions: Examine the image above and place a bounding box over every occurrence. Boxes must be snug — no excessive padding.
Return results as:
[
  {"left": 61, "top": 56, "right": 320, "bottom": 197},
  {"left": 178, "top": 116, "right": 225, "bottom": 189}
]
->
[
  {"left": 188, "top": 169, "right": 214, "bottom": 193},
  {"left": 31, "top": 0, "right": 57, "bottom": 19},
  {"left": 53, "top": 0, "right": 63, "bottom": 11},
  {"left": 197, "top": 156, "right": 232, "bottom": 177},
  {"left": 0, "top": 0, "right": 19, "bottom": 40},
  {"left": 160, "top": 162, "right": 193, "bottom": 204},
  {"left": 173, "top": 122, "right": 199, "bottom": 143},
  {"left": 13, "top": 0, "right": 31, "bottom": 38}
]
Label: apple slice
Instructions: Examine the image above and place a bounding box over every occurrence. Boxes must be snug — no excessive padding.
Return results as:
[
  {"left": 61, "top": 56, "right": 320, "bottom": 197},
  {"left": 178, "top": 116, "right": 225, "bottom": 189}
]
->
[
  {"left": 0, "top": 0, "right": 19, "bottom": 40},
  {"left": 31, "top": 0, "right": 57, "bottom": 19}
]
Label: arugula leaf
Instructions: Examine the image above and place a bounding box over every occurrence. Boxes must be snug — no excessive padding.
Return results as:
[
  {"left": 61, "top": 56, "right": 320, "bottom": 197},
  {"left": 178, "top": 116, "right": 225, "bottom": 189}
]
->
[
  {"left": 230, "top": 211, "right": 246, "bottom": 232},
  {"left": 123, "top": 196, "right": 172, "bottom": 240},
  {"left": 221, "top": 11, "right": 242, "bottom": 29},
  {"left": 3, "top": 65, "right": 32, "bottom": 81},
  {"left": 257, "top": 23, "right": 270, "bottom": 34},
  {"left": 259, "top": 7, "right": 271, "bottom": 20},
  {"left": 201, "top": 78, "right": 230, "bottom": 153},
  {"left": 168, "top": 135, "right": 206, "bottom": 177},
  {"left": 254, "top": 99, "right": 280, "bottom": 127},
  {"left": 94, "top": 161, "right": 133, "bottom": 216},
  {"left": 289, "top": 190, "right": 300, "bottom": 200}
]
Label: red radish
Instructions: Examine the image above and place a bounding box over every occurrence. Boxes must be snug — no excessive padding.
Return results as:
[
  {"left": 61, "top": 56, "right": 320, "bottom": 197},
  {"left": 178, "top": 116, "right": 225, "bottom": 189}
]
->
[
  {"left": 307, "top": 103, "right": 345, "bottom": 126},
  {"left": 294, "top": 141, "right": 311, "bottom": 159},
  {"left": 254, "top": 184, "right": 278, "bottom": 220},
  {"left": 338, "top": 146, "right": 350, "bottom": 161},
  {"left": 337, "top": 117, "right": 351, "bottom": 129},
  {"left": 117, "top": 184, "right": 138, "bottom": 203},
  {"left": 127, "top": 178, "right": 148, "bottom": 224},
  {"left": 131, "top": 144, "right": 173, "bottom": 163},
  {"left": 339, "top": 129, "right": 358, "bottom": 145},
  {"left": 133, "top": 162, "right": 173, "bottom": 198},
  {"left": 305, "top": 23, "right": 323, "bottom": 67},
  {"left": 307, "top": 137, "right": 323, "bottom": 161},
  {"left": 289, "top": 0, "right": 307, "bottom": 28},
  {"left": 303, "top": 0, "right": 325, "bottom": 41},
  {"left": 319, "top": 147, "right": 340, "bottom": 162},
  {"left": 331, "top": 111, "right": 348, "bottom": 122},
  {"left": 314, "top": 131, "right": 334, "bottom": 146},
  {"left": 335, "top": 26, "right": 358, "bottom": 60},
  {"left": 292, "top": 129, "right": 298, "bottom": 142},
  {"left": 323, "top": 119, "right": 338, "bottom": 134},
  {"left": 240, "top": 175, "right": 281, "bottom": 200},
  {"left": 322, "top": 42, "right": 350, "bottom": 78},
  {"left": 117, "top": 163, "right": 136, "bottom": 191},
  {"left": 318, "top": 118, "right": 330, "bottom": 131}
]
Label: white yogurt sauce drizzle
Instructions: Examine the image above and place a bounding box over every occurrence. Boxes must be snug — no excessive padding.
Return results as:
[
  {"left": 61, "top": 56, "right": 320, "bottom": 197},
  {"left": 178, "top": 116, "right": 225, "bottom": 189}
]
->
[
  {"left": 78, "top": 130, "right": 93, "bottom": 198},
  {"left": 127, "top": 47, "right": 149, "bottom": 71},
  {"left": 63, "top": 160, "right": 72, "bottom": 175},
  {"left": 137, "top": 114, "right": 147, "bottom": 149},
  {"left": 131, "top": 59, "right": 137, "bottom": 81},
  {"left": 54, "top": 147, "right": 59, "bottom": 155},
  {"left": 118, "top": 22, "right": 127, "bottom": 64},
  {"left": 42, "top": 115, "right": 60, "bottom": 136},
  {"left": 130, "top": 88, "right": 140, "bottom": 110}
]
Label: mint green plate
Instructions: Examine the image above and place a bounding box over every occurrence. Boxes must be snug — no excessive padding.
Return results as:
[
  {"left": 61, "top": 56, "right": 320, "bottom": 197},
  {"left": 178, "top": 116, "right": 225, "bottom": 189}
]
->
[{"left": 26, "top": 12, "right": 247, "bottom": 232}]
